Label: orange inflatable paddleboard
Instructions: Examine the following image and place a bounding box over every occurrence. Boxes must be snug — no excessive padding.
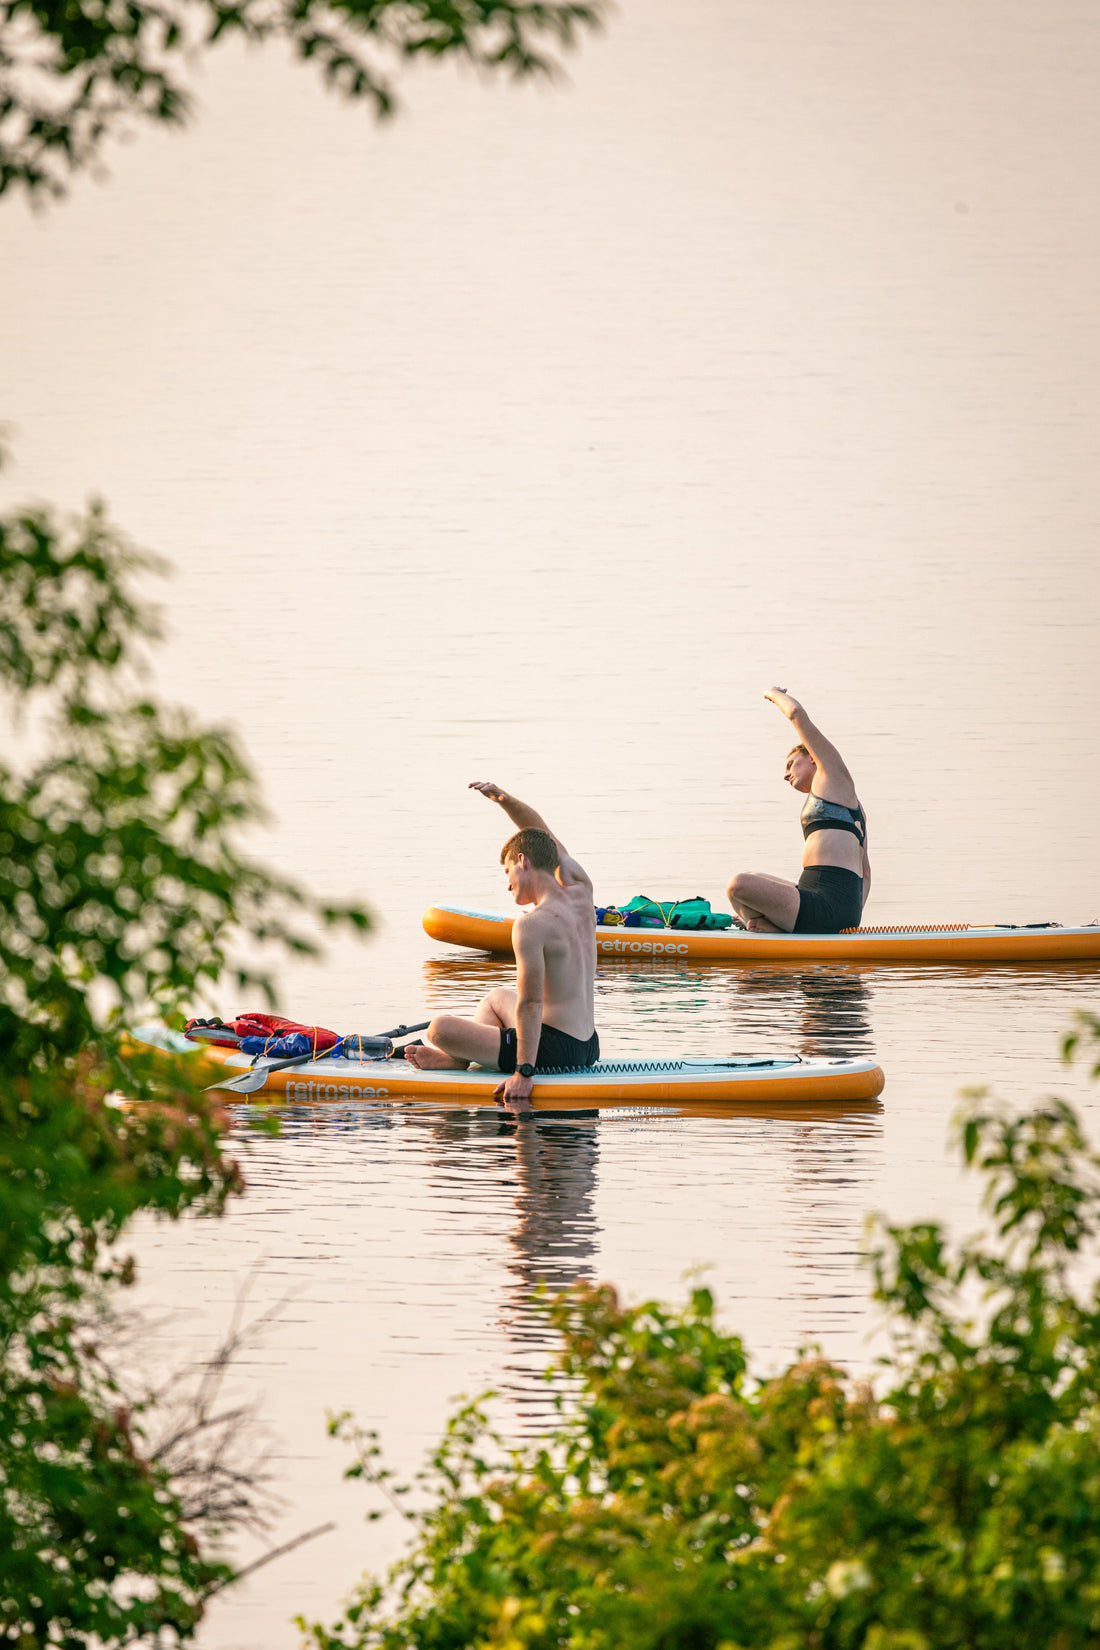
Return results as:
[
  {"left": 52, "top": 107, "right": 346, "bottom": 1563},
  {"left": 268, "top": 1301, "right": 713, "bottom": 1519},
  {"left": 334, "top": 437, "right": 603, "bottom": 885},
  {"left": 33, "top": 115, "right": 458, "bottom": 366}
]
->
[{"left": 423, "top": 904, "right": 1100, "bottom": 964}]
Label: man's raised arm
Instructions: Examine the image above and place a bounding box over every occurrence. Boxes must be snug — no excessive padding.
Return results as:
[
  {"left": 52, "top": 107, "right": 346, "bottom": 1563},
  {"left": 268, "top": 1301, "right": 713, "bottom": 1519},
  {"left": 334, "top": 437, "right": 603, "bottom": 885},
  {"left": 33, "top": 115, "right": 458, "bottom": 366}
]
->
[{"left": 469, "top": 781, "right": 592, "bottom": 890}]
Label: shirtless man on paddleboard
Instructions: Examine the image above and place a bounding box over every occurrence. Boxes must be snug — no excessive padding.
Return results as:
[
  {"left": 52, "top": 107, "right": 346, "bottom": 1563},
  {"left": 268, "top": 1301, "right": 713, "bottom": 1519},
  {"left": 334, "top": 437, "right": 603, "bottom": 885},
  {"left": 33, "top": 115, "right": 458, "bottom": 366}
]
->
[{"left": 404, "top": 783, "right": 599, "bottom": 1105}]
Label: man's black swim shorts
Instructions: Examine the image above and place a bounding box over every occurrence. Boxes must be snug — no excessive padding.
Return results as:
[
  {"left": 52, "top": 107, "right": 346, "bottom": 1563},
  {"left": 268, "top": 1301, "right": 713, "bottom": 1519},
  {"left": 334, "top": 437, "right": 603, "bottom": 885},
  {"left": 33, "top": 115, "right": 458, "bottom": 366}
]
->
[{"left": 498, "top": 1024, "right": 600, "bottom": 1073}]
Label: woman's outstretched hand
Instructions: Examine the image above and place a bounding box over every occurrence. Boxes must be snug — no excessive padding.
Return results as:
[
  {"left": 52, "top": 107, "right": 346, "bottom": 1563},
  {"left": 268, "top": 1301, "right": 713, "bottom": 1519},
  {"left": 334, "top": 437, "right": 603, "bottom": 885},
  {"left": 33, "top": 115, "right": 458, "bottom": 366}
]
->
[
  {"left": 469, "top": 780, "right": 509, "bottom": 805},
  {"left": 764, "top": 686, "right": 800, "bottom": 720}
]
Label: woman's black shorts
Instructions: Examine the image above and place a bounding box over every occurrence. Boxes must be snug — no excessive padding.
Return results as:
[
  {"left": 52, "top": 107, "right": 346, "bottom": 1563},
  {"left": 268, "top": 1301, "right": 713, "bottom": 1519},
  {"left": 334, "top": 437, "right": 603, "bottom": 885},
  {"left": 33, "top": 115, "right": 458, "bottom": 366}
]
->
[
  {"left": 793, "top": 866, "right": 864, "bottom": 934},
  {"left": 498, "top": 1024, "right": 600, "bottom": 1073}
]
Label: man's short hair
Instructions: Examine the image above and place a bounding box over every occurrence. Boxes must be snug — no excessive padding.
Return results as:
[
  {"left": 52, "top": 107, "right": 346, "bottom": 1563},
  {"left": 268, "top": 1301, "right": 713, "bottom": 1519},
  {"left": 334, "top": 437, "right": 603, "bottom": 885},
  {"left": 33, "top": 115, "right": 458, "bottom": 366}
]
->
[
  {"left": 788, "top": 743, "right": 811, "bottom": 760},
  {"left": 501, "top": 828, "right": 560, "bottom": 872}
]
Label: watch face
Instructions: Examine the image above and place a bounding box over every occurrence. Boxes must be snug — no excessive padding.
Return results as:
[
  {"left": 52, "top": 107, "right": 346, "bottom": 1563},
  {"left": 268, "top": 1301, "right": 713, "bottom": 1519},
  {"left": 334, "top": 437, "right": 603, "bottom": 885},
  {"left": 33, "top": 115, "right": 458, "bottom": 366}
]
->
[{"left": 518, "top": 1063, "right": 536, "bottom": 1078}]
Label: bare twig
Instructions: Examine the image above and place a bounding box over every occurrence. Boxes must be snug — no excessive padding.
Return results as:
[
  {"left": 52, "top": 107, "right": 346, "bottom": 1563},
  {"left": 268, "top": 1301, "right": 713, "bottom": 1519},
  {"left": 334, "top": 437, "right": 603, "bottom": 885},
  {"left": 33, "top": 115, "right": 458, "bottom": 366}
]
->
[{"left": 202, "top": 1521, "right": 337, "bottom": 1600}]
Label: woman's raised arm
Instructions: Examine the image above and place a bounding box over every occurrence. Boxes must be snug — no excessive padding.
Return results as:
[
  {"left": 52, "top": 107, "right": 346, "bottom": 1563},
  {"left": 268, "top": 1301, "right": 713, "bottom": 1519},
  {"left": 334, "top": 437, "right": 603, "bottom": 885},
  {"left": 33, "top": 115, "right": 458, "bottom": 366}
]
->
[{"left": 764, "top": 688, "right": 855, "bottom": 794}]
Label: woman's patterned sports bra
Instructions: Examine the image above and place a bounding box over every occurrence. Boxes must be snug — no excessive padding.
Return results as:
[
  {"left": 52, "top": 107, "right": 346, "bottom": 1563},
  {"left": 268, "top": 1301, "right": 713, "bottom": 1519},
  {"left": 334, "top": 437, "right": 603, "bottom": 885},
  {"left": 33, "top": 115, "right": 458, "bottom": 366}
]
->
[{"left": 800, "top": 793, "right": 867, "bottom": 847}]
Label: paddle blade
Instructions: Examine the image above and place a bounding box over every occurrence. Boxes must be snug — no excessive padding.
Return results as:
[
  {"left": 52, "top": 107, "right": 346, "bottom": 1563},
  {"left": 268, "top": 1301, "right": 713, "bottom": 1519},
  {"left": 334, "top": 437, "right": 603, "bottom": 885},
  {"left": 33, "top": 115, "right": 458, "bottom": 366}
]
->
[{"left": 205, "top": 1065, "right": 273, "bottom": 1095}]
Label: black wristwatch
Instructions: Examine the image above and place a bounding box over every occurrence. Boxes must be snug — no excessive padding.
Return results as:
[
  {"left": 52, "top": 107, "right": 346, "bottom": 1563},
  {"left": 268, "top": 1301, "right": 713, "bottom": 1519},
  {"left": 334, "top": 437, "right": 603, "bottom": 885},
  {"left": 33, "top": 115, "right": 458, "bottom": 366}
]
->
[{"left": 518, "top": 1062, "right": 536, "bottom": 1079}]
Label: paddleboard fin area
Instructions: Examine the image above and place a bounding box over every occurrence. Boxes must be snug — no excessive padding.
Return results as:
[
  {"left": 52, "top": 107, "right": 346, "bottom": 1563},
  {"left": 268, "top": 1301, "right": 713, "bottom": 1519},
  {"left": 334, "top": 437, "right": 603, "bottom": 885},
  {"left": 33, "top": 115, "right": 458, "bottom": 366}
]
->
[{"left": 423, "top": 904, "right": 1100, "bottom": 963}]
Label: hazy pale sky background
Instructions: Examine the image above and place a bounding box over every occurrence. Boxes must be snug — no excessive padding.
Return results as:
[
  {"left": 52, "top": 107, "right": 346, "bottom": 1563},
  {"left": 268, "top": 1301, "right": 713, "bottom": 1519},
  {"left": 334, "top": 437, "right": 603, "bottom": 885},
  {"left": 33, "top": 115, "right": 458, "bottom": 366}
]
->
[{"left": 3, "top": 1, "right": 1098, "bottom": 972}]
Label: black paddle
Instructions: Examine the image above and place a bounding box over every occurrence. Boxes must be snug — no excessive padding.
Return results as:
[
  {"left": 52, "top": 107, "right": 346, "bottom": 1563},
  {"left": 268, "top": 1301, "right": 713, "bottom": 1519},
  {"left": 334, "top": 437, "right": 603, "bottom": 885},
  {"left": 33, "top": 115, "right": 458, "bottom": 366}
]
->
[{"left": 206, "top": 1022, "right": 431, "bottom": 1096}]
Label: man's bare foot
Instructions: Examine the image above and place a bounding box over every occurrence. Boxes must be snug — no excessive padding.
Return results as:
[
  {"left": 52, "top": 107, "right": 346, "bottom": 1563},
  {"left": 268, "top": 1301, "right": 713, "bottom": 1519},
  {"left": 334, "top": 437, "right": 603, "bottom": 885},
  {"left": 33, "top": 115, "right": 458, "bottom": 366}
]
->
[
  {"left": 745, "top": 916, "right": 783, "bottom": 933},
  {"left": 404, "top": 1042, "right": 464, "bottom": 1070}
]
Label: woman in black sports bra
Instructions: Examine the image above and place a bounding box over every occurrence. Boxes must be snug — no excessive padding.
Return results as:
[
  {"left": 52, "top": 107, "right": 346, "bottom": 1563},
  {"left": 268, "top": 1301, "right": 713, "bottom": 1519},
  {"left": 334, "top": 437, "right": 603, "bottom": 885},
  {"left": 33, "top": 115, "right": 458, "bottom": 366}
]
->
[{"left": 726, "top": 688, "right": 870, "bottom": 934}]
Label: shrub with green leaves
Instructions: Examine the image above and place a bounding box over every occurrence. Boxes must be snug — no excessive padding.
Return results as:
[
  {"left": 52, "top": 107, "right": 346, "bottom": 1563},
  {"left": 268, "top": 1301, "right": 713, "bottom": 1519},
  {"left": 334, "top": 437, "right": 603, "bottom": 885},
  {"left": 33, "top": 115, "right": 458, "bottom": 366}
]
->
[
  {"left": 0, "top": 0, "right": 604, "bottom": 201},
  {"left": 0, "top": 478, "right": 369, "bottom": 1643},
  {"left": 306, "top": 1020, "right": 1100, "bottom": 1650}
]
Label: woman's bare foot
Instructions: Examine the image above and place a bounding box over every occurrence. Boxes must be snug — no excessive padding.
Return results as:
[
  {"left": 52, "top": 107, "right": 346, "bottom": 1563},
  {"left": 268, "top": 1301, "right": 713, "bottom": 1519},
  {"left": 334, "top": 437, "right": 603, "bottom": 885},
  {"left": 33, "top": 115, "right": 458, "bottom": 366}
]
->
[{"left": 404, "top": 1042, "right": 464, "bottom": 1071}]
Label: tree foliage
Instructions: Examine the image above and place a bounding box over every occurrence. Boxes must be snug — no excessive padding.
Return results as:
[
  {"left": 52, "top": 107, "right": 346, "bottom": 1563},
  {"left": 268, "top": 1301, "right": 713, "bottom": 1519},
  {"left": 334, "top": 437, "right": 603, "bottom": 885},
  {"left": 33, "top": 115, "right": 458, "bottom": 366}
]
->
[
  {"left": 0, "top": 471, "right": 369, "bottom": 1643},
  {"left": 305, "top": 1023, "right": 1100, "bottom": 1650},
  {"left": 0, "top": 0, "right": 604, "bottom": 200},
  {"left": 0, "top": 493, "right": 369, "bottom": 1072},
  {"left": 1, "top": 0, "right": 603, "bottom": 1618}
]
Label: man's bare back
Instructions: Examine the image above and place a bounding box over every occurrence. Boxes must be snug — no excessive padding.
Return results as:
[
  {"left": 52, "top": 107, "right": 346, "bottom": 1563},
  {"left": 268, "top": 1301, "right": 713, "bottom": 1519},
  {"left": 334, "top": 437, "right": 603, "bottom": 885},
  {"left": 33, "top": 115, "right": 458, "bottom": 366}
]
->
[
  {"left": 404, "top": 783, "right": 598, "bottom": 1105},
  {"left": 510, "top": 879, "right": 595, "bottom": 1041}
]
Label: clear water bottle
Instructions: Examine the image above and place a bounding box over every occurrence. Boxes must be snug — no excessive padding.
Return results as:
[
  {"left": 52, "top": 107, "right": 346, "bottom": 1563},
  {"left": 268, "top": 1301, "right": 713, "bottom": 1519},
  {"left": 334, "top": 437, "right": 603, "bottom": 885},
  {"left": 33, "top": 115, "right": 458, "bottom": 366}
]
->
[{"left": 341, "top": 1033, "right": 395, "bottom": 1061}]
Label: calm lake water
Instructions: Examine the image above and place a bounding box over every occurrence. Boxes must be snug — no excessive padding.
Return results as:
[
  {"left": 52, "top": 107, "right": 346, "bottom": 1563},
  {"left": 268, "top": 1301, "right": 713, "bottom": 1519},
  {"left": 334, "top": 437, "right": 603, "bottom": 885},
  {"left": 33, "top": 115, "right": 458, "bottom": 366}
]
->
[{"left": 3, "top": 0, "right": 1100, "bottom": 1642}]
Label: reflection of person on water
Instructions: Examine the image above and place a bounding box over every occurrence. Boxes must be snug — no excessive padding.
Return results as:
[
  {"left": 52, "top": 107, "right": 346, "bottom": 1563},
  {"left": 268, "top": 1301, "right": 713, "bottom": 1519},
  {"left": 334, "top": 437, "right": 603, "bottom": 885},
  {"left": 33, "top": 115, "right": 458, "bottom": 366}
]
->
[
  {"left": 405, "top": 784, "right": 599, "bottom": 1106},
  {"left": 407, "top": 1103, "right": 600, "bottom": 1428},
  {"left": 731, "top": 965, "right": 875, "bottom": 1061},
  {"left": 727, "top": 688, "right": 871, "bottom": 934}
]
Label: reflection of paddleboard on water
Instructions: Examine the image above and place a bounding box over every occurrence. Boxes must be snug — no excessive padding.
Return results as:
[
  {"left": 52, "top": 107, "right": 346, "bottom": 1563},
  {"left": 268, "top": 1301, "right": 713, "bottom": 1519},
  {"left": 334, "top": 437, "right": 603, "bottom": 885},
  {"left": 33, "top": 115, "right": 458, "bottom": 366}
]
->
[
  {"left": 423, "top": 904, "right": 1100, "bottom": 964},
  {"left": 127, "top": 1027, "right": 886, "bottom": 1107}
]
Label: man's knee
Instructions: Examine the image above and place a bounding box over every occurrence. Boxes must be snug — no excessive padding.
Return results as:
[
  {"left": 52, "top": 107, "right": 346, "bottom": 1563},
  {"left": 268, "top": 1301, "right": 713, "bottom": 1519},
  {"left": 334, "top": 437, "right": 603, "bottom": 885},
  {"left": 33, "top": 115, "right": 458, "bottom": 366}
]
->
[
  {"left": 428, "top": 1014, "right": 459, "bottom": 1046},
  {"left": 476, "top": 987, "right": 514, "bottom": 1024},
  {"left": 727, "top": 871, "right": 753, "bottom": 901}
]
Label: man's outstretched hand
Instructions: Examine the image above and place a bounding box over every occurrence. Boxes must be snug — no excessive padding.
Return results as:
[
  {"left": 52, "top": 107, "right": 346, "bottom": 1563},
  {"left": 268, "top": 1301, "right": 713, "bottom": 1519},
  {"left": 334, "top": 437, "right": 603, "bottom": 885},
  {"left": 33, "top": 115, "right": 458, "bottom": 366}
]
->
[
  {"left": 470, "top": 781, "right": 509, "bottom": 805},
  {"left": 494, "top": 1072, "right": 534, "bottom": 1109},
  {"left": 764, "top": 687, "right": 800, "bottom": 720}
]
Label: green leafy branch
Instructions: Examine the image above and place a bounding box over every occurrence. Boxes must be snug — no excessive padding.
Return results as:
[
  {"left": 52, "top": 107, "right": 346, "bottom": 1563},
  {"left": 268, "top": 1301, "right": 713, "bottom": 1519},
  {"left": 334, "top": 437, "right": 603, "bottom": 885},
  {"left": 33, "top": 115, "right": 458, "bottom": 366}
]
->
[
  {"left": 0, "top": 0, "right": 605, "bottom": 200},
  {"left": 1, "top": 494, "right": 370, "bottom": 1070},
  {"left": 0, "top": 479, "right": 370, "bottom": 1642},
  {"left": 303, "top": 1064, "right": 1100, "bottom": 1650}
]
